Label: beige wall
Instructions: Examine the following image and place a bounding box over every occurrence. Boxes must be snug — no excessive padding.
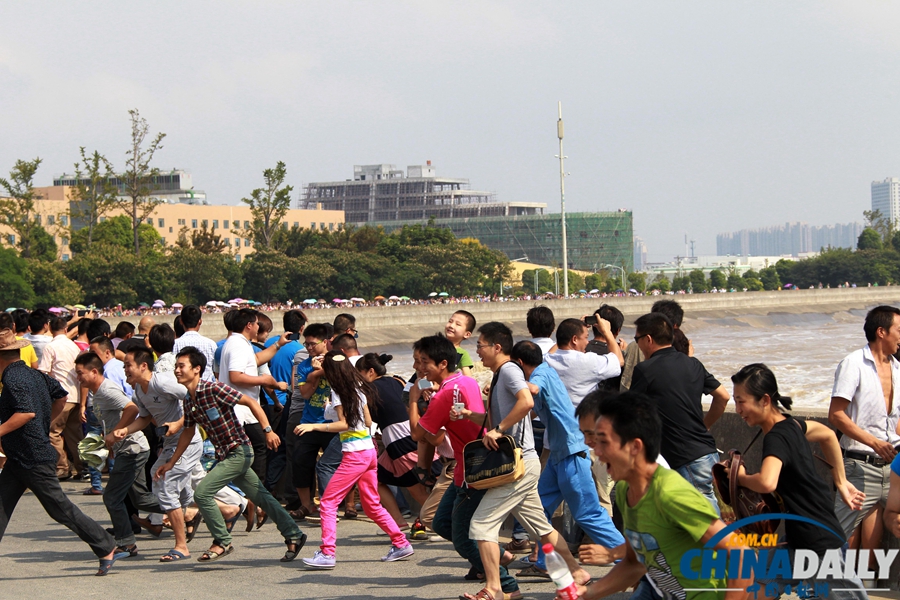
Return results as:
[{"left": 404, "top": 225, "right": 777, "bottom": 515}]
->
[{"left": 0, "top": 185, "right": 344, "bottom": 261}]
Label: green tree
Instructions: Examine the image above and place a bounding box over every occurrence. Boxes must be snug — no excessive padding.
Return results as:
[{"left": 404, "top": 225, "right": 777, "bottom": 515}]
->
[
  {"left": 0, "top": 247, "right": 35, "bottom": 308},
  {"left": 689, "top": 269, "right": 707, "bottom": 292},
  {"left": 858, "top": 227, "right": 883, "bottom": 250},
  {"left": 70, "top": 215, "right": 162, "bottom": 255},
  {"left": 759, "top": 265, "right": 782, "bottom": 291},
  {"left": 26, "top": 259, "right": 83, "bottom": 307},
  {"left": 69, "top": 147, "right": 119, "bottom": 248},
  {"left": 241, "top": 250, "right": 335, "bottom": 302},
  {"left": 119, "top": 109, "right": 165, "bottom": 257},
  {"left": 775, "top": 259, "right": 795, "bottom": 286},
  {"left": 584, "top": 273, "right": 604, "bottom": 292},
  {"left": 23, "top": 225, "right": 58, "bottom": 262},
  {"left": 177, "top": 222, "right": 228, "bottom": 254},
  {"left": 864, "top": 209, "right": 893, "bottom": 244},
  {"left": 0, "top": 157, "right": 45, "bottom": 259},
  {"left": 627, "top": 271, "right": 647, "bottom": 293},
  {"left": 273, "top": 225, "right": 324, "bottom": 257},
  {"left": 726, "top": 272, "right": 745, "bottom": 290},
  {"left": 709, "top": 269, "right": 727, "bottom": 290},
  {"left": 525, "top": 268, "right": 555, "bottom": 293},
  {"left": 647, "top": 273, "right": 670, "bottom": 292},
  {"left": 671, "top": 275, "right": 690, "bottom": 292},
  {"left": 162, "top": 246, "right": 242, "bottom": 305},
  {"left": 566, "top": 271, "right": 586, "bottom": 296},
  {"left": 63, "top": 243, "right": 142, "bottom": 307},
  {"left": 242, "top": 161, "right": 293, "bottom": 250}
]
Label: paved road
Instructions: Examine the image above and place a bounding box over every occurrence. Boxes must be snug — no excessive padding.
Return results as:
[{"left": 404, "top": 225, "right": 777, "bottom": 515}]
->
[{"left": 0, "top": 479, "right": 626, "bottom": 600}]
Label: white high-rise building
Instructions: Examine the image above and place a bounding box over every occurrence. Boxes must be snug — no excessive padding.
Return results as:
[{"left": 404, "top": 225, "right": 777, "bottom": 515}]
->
[{"left": 871, "top": 178, "right": 900, "bottom": 225}]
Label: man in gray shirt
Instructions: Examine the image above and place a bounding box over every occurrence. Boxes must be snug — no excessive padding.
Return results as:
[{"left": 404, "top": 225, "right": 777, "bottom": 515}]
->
[
  {"left": 462, "top": 322, "right": 588, "bottom": 600},
  {"left": 119, "top": 347, "right": 203, "bottom": 561},
  {"left": 75, "top": 352, "right": 161, "bottom": 556}
]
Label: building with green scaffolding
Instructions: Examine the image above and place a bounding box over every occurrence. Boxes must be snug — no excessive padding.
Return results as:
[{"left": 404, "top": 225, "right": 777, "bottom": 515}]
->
[{"left": 371, "top": 211, "right": 633, "bottom": 273}]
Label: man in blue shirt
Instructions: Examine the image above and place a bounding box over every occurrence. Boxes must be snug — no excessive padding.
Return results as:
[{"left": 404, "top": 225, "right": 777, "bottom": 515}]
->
[{"left": 510, "top": 340, "right": 625, "bottom": 578}]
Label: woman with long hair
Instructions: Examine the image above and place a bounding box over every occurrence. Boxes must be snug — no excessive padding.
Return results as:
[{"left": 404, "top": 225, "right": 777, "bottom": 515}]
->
[
  {"left": 356, "top": 352, "right": 437, "bottom": 532},
  {"left": 297, "top": 351, "right": 414, "bottom": 569},
  {"left": 731, "top": 363, "right": 867, "bottom": 596}
]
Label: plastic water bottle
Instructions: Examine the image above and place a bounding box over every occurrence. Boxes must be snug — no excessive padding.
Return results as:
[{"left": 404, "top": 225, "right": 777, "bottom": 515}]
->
[{"left": 543, "top": 543, "right": 579, "bottom": 600}]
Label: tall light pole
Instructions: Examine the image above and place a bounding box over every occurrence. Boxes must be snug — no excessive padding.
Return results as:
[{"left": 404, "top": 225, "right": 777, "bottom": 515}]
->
[{"left": 556, "top": 102, "right": 569, "bottom": 297}]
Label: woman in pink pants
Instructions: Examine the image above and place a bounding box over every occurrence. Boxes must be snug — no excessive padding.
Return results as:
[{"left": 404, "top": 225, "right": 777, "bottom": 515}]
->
[{"left": 298, "top": 351, "right": 414, "bottom": 569}]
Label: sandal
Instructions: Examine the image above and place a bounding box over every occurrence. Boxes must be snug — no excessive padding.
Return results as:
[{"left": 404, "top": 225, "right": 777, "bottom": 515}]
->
[
  {"left": 159, "top": 549, "right": 189, "bottom": 562},
  {"left": 243, "top": 505, "right": 255, "bottom": 533},
  {"left": 255, "top": 507, "right": 268, "bottom": 530},
  {"left": 115, "top": 544, "right": 138, "bottom": 558},
  {"left": 342, "top": 508, "right": 358, "bottom": 520},
  {"left": 289, "top": 506, "right": 311, "bottom": 521},
  {"left": 280, "top": 533, "right": 308, "bottom": 563},
  {"left": 198, "top": 543, "right": 234, "bottom": 562},
  {"left": 96, "top": 549, "right": 129, "bottom": 576},
  {"left": 464, "top": 566, "right": 485, "bottom": 581},
  {"left": 185, "top": 512, "right": 203, "bottom": 543},
  {"left": 224, "top": 513, "right": 240, "bottom": 534},
  {"left": 516, "top": 565, "right": 551, "bottom": 579},
  {"left": 413, "top": 466, "right": 437, "bottom": 490},
  {"left": 459, "top": 588, "right": 499, "bottom": 600}
]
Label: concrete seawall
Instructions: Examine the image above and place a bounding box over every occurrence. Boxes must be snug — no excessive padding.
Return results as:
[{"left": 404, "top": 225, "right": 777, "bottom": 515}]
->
[{"left": 108, "top": 286, "right": 900, "bottom": 345}]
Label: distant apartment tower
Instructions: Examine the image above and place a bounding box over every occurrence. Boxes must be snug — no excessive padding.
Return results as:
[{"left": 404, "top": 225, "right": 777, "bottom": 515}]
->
[
  {"left": 716, "top": 222, "right": 863, "bottom": 256},
  {"left": 871, "top": 178, "right": 900, "bottom": 226},
  {"left": 633, "top": 236, "right": 648, "bottom": 271},
  {"left": 303, "top": 162, "right": 546, "bottom": 222},
  {"left": 54, "top": 169, "right": 208, "bottom": 205}
]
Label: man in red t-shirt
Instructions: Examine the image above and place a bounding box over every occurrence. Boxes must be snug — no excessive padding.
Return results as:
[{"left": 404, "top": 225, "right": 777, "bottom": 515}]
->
[{"left": 410, "top": 334, "right": 521, "bottom": 598}]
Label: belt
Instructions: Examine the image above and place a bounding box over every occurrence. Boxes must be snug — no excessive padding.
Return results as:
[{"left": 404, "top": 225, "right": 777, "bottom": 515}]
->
[{"left": 844, "top": 450, "right": 891, "bottom": 467}]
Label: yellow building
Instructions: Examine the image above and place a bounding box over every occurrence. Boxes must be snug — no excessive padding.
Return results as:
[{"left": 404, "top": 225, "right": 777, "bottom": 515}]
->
[{"left": 0, "top": 185, "right": 344, "bottom": 261}]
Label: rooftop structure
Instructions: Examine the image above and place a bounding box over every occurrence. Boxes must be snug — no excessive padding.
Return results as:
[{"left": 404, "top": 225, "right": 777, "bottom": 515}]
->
[
  {"left": 303, "top": 162, "right": 546, "bottom": 223},
  {"left": 53, "top": 169, "right": 208, "bottom": 205}
]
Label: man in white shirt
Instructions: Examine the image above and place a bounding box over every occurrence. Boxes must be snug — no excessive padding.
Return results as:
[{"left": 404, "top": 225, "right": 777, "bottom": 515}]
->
[
  {"left": 526, "top": 305, "right": 556, "bottom": 355},
  {"left": 218, "top": 308, "right": 289, "bottom": 481},
  {"left": 829, "top": 305, "right": 900, "bottom": 558},
  {"left": 41, "top": 316, "right": 84, "bottom": 480},
  {"left": 172, "top": 305, "right": 218, "bottom": 381},
  {"left": 545, "top": 318, "right": 623, "bottom": 406}
]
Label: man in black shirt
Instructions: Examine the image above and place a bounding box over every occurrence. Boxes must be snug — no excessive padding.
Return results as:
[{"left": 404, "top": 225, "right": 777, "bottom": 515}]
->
[
  {"left": 0, "top": 323, "right": 124, "bottom": 576},
  {"left": 629, "top": 312, "right": 730, "bottom": 514}
]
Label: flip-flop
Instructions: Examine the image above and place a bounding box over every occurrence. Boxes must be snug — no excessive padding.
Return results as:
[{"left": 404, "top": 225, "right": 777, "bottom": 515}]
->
[
  {"left": 96, "top": 550, "right": 130, "bottom": 576},
  {"left": 198, "top": 544, "right": 234, "bottom": 562},
  {"left": 515, "top": 565, "right": 551, "bottom": 579},
  {"left": 159, "top": 549, "right": 189, "bottom": 562}
]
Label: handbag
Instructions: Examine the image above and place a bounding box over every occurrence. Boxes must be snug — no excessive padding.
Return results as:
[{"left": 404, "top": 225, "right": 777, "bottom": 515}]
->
[
  {"left": 463, "top": 365, "right": 526, "bottom": 490},
  {"left": 712, "top": 430, "right": 784, "bottom": 536}
]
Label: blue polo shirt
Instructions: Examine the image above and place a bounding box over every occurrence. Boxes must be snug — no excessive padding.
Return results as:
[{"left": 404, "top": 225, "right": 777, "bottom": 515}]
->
[
  {"left": 529, "top": 361, "right": 588, "bottom": 465},
  {"left": 265, "top": 338, "right": 302, "bottom": 406}
]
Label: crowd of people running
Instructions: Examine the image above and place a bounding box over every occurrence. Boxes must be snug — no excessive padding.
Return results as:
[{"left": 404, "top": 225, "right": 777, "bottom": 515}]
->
[{"left": 2, "top": 297, "right": 900, "bottom": 600}]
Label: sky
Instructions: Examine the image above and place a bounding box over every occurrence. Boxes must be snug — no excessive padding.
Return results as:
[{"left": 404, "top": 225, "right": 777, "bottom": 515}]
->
[{"left": 2, "top": 1, "right": 900, "bottom": 262}]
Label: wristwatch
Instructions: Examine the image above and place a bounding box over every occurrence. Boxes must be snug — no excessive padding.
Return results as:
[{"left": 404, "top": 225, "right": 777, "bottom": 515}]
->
[
  {"left": 494, "top": 425, "right": 502, "bottom": 433},
  {"left": 263, "top": 426, "right": 273, "bottom": 433}
]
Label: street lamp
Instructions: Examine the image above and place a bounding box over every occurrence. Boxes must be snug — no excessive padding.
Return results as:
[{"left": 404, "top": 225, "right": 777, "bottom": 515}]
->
[
  {"left": 501, "top": 256, "right": 530, "bottom": 297},
  {"left": 602, "top": 264, "right": 627, "bottom": 292},
  {"left": 556, "top": 102, "right": 569, "bottom": 298}
]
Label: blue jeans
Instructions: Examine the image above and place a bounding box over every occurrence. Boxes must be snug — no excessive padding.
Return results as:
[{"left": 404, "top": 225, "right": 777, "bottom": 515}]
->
[
  {"left": 84, "top": 406, "right": 105, "bottom": 491},
  {"left": 674, "top": 452, "right": 720, "bottom": 516},
  {"left": 536, "top": 452, "right": 625, "bottom": 570},
  {"left": 432, "top": 483, "right": 519, "bottom": 594},
  {"left": 316, "top": 434, "right": 344, "bottom": 494}
]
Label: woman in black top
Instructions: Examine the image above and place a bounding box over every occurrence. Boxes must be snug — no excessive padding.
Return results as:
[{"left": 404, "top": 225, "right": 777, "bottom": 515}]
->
[
  {"left": 732, "top": 363, "right": 867, "bottom": 597},
  {"left": 356, "top": 353, "right": 433, "bottom": 531}
]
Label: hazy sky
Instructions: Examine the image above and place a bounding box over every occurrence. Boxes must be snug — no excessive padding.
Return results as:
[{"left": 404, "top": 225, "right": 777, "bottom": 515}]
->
[{"left": 3, "top": 1, "right": 899, "bottom": 261}]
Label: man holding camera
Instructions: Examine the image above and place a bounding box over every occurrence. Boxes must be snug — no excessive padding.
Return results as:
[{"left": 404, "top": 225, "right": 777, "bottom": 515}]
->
[{"left": 544, "top": 317, "right": 623, "bottom": 406}]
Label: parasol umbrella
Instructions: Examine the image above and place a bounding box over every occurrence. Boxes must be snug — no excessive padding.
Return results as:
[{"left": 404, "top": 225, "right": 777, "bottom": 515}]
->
[
  {"left": 629, "top": 288, "right": 639, "bottom": 294},
  {"left": 589, "top": 288, "right": 599, "bottom": 294},
  {"left": 317, "top": 299, "right": 326, "bottom": 304},
  {"left": 350, "top": 297, "right": 365, "bottom": 302},
  {"left": 154, "top": 299, "right": 166, "bottom": 305},
  {"left": 206, "top": 300, "right": 218, "bottom": 306},
  {"left": 333, "top": 298, "right": 344, "bottom": 303},
  {"left": 138, "top": 302, "right": 150, "bottom": 308},
  {"left": 74, "top": 304, "right": 87, "bottom": 309},
  {"left": 228, "top": 298, "right": 244, "bottom": 304},
  {"left": 399, "top": 296, "right": 410, "bottom": 301},
  {"left": 374, "top": 295, "right": 386, "bottom": 301},
  {"left": 216, "top": 301, "right": 228, "bottom": 306},
  {"left": 388, "top": 295, "right": 400, "bottom": 300},
  {"left": 428, "top": 292, "right": 438, "bottom": 297},
  {"left": 579, "top": 289, "right": 587, "bottom": 294},
  {"left": 78, "top": 433, "right": 109, "bottom": 469},
  {"left": 171, "top": 303, "right": 183, "bottom": 309},
  {"left": 438, "top": 292, "right": 449, "bottom": 297},
  {"left": 48, "top": 307, "right": 63, "bottom": 314},
  {"left": 303, "top": 299, "right": 317, "bottom": 304},
  {"left": 152, "top": 301, "right": 165, "bottom": 308}
]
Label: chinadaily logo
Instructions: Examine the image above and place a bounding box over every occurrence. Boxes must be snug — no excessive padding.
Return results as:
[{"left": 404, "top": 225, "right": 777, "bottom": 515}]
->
[{"left": 679, "top": 515, "right": 899, "bottom": 598}]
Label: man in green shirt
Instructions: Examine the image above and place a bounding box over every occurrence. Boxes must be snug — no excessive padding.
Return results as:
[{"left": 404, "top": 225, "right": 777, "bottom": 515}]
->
[{"left": 569, "top": 391, "right": 751, "bottom": 600}]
